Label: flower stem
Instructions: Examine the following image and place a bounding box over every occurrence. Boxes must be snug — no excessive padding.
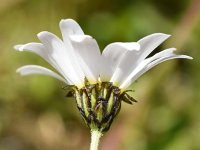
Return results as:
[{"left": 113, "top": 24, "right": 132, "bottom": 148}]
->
[{"left": 90, "top": 130, "right": 103, "bottom": 150}]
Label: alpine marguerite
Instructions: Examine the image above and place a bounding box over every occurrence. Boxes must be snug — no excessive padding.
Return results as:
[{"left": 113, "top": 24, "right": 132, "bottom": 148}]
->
[{"left": 15, "top": 18, "right": 192, "bottom": 149}]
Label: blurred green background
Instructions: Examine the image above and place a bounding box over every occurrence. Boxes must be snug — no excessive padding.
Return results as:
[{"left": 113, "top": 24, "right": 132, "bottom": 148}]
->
[{"left": 0, "top": 0, "right": 199, "bottom": 149}]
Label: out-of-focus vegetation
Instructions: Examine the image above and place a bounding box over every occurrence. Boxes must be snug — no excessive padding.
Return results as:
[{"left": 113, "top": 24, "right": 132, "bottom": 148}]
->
[{"left": 0, "top": 0, "right": 199, "bottom": 150}]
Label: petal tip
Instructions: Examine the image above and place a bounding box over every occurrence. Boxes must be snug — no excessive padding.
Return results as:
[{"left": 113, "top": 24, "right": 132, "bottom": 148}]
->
[
  {"left": 170, "top": 48, "right": 177, "bottom": 52},
  {"left": 14, "top": 45, "right": 25, "bottom": 51},
  {"left": 37, "top": 31, "right": 49, "bottom": 38},
  {"left": 14, "top": 45, "right": 21, "bottom": 50},
  {"left": 186, "top": 56, "right": 193, "bottom": 60},
  {"left": 59, "top": 18, "right": 84, "bottom": 36},
  {"left": 16, "top": 68, "right": 23, "bottom": 75},
  {"left": 60, "top": 18, "right": 75, "bottom": 23},
  {"left": 59, "top": 18, "right": 78, "bottom": 29},
  {"left": 156, "top": 33, "right": 171, "bottom": 37},
  {"left": 176, "top": 55, "right": 193, "bottom": 60},
  {"left": 59, "top": 19, "right": 67, "bottom": 26}
]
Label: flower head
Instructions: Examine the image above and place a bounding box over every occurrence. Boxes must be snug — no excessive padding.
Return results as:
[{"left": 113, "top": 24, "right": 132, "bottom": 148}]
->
[{"left": 15, "top": 19, "right": 192, "bottom": 132}]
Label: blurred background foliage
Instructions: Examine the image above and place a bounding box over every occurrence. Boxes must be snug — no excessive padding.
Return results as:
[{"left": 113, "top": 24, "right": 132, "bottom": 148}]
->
[{"left": 0, "top": 0, "right": 199, "bottom": 149}]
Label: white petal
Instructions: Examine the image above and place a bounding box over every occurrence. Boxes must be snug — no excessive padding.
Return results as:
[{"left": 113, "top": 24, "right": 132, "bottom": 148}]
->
[
  {"left": 102, "top": 42, "right": 140, "bottom": 67},
  {"left": 99, "top": 59, "right": 114, "bottom": 82},
  {"left": 145, "top": 55, "right": 193, "bottom": 72},
  {"left": 120, "top": 49, "right": 192, "bottom": 89},
  {"left": 110, "top": 33, "right": 170, "bottom": 85},
  {"left": 103, "top": 42, "right": 140, "bottom": 52},
  {"left": 70, "top": 35, "right": 101, "bottom": 83},
  {"left": 137, "top": 33, "right": 171, "bottom": 61},
  {"left": 110, "top": 49, "right": 140, "bottom": 85},
  {"left": 119, "top": 48, "right": 175, "bottom": 89},
  {"left": 14, "top": 45, "right": 23, "bottom": 50},
  {"left": 14, "top": 43, "right": 47, "bottom": 59},
  {"left": 59, "top": 19, "right": 84, "bottom": 44},
  {"left": 15, "top": 42, "right": 74, "bottom": 84},
  {"left": 102, "top": 42, "right": 140, "bottom": 83},
  {"left": 17, "top": 65, "right": 69, "bottom": 84},
  {"left": 37, "top": 31, "right": 85, "bottom": 87}
]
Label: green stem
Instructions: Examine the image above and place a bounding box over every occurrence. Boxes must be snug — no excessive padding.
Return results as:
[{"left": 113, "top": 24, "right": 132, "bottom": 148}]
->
[{"left": 90, "top": 130, "right": 103, "bottom": 150}]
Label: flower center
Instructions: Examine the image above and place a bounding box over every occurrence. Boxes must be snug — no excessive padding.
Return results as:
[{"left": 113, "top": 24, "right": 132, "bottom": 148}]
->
[
  {"left": 75, "top": 82, "right": 121, "bottom": 132},
  {"left": 65, "top": 79, "right": 137, "bottom": 133}
]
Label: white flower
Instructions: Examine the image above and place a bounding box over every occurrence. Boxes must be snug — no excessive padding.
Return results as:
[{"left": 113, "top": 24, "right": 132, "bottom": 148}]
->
[{"left": 15, "top": 19, "right": 192, "bottom": 90}]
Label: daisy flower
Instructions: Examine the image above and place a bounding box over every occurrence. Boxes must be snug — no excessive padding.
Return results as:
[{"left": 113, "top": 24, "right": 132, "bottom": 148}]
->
[{"left": 15, "top": 19, "right": 192, "bottom": 150}]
